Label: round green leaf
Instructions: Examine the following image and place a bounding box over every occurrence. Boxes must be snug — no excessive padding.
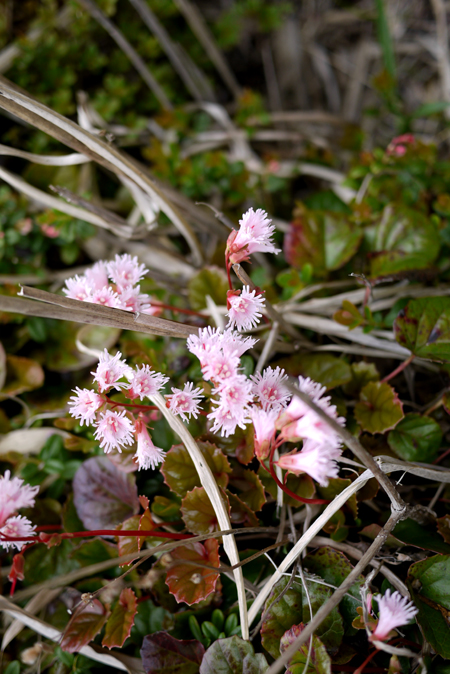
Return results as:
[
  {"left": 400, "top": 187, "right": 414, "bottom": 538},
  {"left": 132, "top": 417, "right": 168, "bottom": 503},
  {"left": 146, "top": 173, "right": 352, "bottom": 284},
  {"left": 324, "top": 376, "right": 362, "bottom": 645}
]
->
[
  {"left": 394, "top": 297, "right": 450, "bottom": 362},
  {"left": 281, "top": 625, "right": 332, "bottom": 674},
  {"left": 388, "top": 413, "right": 442, "bottom": 462},
  {"left": 162, "top": 442, "right": 231, "bottom": 498},
  {"left": 199, "top": 636, "right": 268, "bottom": 674},
  {"left": 354, "top": 381, "right": 404, "bottom": 433}
]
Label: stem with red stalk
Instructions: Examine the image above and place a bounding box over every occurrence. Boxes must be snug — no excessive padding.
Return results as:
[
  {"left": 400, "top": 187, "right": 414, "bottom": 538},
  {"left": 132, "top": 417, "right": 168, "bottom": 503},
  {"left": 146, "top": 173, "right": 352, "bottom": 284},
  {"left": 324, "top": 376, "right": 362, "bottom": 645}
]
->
[
  {"left": 381, "top": 354, "right": 415, "bottom": 383},
  {"left": 354, "top": 649, "right": 378, "bottom": 674}
]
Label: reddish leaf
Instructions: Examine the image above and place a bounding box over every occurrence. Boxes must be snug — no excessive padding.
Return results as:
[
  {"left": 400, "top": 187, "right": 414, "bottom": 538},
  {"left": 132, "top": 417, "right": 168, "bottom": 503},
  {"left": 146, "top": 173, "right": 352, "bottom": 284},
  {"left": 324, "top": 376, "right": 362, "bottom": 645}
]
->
[
  {"left": 141, "top": 632, "right": 205, "bottom": 674},
  {"left": 73, "top": 456, "right": 139, "bottom": 530},
  {"left": 227, "top": 490, "right": 259, "bottom": 526},
  {"left": 102, "top": 588, "right": 137, "bottom": 649},
  {"left": 181, "top": 486, "right": 224, "bottom": 535},
  {"left": 166, "top": 539, "right": 220, "bottom": 605},
  {"left": 60, "top": 598, "right": 108, "bottom": 653},
  {"left": 117, "top": 509, "right": 158, "bottom": 566},
  {"left": 281, "top": 624, "right": 332, "bottom": 674}
]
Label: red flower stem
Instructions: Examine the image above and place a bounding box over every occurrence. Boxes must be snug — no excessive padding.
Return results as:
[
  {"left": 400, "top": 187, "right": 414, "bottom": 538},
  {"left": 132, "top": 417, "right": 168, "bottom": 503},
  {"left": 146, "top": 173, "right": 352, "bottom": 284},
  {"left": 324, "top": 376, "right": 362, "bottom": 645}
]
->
[
  {"left": 353, "top": 648, "right": 378, "bottom": 674},
  {"left": 381, "top": 354, "right": 415, "bottom": 383},
  {"left": 226, "top": 256, "right": 233, "bottom": 290},
  {"left": 35, "top": 524, "right": 63, "bottom": 532},
  {"left": 0, "top": 529, "right": 193, "bottom": 544},
  {"left": 106, "top": 398, "right": 159, "bottom": 412},
  {"left": 260, "top": 446, "right": 329, "bottom": 505},
  {"left": 433, "top": 447, "right": 450, "bottom": 464}
]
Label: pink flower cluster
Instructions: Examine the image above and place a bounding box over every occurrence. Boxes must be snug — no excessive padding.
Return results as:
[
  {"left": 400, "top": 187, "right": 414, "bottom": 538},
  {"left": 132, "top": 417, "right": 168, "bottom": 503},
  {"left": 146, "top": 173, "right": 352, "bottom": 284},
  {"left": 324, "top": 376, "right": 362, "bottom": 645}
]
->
[
  {"left": 0, "top": 471, "right": 38, "bottom": 551},
  {"left": 226, "top": 286, "right": 266, "bottom": 331},
  {"left": 370, "top": 589, "right": 418, "bottom": 641},
  {"left": 63, "top": 254, "right": 158, "bottom": 314},
  {"left": 226, "top": 208, "right": 280, "bottom": 265},
  {"left": 68, "top": 349, "right": 169, "bottom": 470}
]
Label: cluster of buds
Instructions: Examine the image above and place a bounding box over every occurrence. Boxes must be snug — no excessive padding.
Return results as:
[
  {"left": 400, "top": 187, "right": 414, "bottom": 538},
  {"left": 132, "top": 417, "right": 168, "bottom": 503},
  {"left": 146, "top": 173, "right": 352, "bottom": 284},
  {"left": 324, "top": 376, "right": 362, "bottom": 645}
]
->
[
  {"left": 63, "top": 253, "right": 159, "bottom": 314},
  {"left": 0, "top": 471, "right": 38, "bottom": 551}
]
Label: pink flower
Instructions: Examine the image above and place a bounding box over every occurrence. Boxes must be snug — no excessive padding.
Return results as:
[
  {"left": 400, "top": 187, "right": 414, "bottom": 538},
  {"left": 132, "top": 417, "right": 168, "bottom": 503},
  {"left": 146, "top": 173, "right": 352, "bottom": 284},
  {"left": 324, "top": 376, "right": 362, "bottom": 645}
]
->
[
  {"left": 251, "top": 366, "right": 289, "bottom": 411},
  {"left": 107, "top": 254, "right": 148, "bottom": 289},
  {"left": 91, "top": 350, "right": 133, "bottom": 393},
  {"left": 127, "top": 365, "right": 168, "bottom": 400},
  {"left": 166, "top": 382, "right": 203, "bottom": 421},
  {"left": 208, "top": 402, "right": 250, "bottom": 437},
  {"left": 40, "top": 223, "right": 59, "bottom": 238},
  {"left": 220, "top": 329, "right": 257, "bottom": 358},
  {"left": 276, "top": 376, "right": 327, "bottom": 428},
  {"left": 226, "top": 286, "right": 266, "bottom": 331},
  {"left": 63, "top": 275, "right": 93, "bottom": 301},
  {"left": 276, "top": 439, "right": 341, "bottom": 487},
  {"left": 370, "top": 590, "right": 418, "bottom": 641},
  {"left": 134, "top": 418, "right": 165, "bottom": 470},
  {"left": 201, "top": 351, "right": 240, "bottom": 384},
  {"left": 68, "top": 387, "right": 103, "bottom": 426},
  {"left": 280, "top": 403, "right": 344, "bottom": 447},
  {"left": 0, "top": 471, "right": 39, "bottom": 528},
  {"left": 116, "top": 286, "right": 152, "bottom": 313},
  {"left": 94, "top": 409, "right": 134, "bottom": 454},
  {"left": 84, "top": 261, "right": 109, "bottom": 291},
  {"left": 227, "top": 208, "right": 280, "bottom": 264},
  {"left": 0, "top": 515, "right": 36, "bottom": 551},
  {"left": 187, "top": 327, "right": 222, "bottom": 364},
  {"left": 213, "top": 375, "right": 253, "bottom": 416},
  {"left": 251, "top": 407, "right": 278, "bottom": 460},
  {"left": 88, "top": 286, "right": 120, "bottom": 307}
]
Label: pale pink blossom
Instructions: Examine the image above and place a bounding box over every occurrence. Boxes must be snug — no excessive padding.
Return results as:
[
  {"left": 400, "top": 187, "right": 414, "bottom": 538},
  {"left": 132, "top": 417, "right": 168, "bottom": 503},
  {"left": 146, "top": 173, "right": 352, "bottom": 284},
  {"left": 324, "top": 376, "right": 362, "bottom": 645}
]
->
[
  {"left": 116, "top": 286, "right": 152, "bottom": 313},
  {"left": 276, "top": 439, "right": 341, "bottom": 487},
  {"left": 226, "top": 286, "right": 266, "bottom": 331},
  {"left": 127, "top": 365, "right": 168, "bottom": 400},
  {"left": 201, "top": 351, "right": 240, "bottom": 384},
  {"left": 63, "top": 275, "right": 92, "bottom": 301},
  {"left": 88, "top": 286, "right": 120, "bottom": 307},
  {"left": 208, "top": 402, "right": 250, "bottom": 437},
  {"left": 276, "top": 376, "right": 327, "bottom": 428},
  {"left": 91, "top": 350, "right": 133, "bottom": 393},
  {"left": 280, "top": 402, "right": 344, "bottom": 447},
  {"left": 68, "top": 387, "right": 103, "bottom": 426},
  {"left": 227, "top": 208, "right": 280, "bottom": 264},
  {"left": 370, "top": 590, "right": 418, "bottom": 641},
  {"left": 134, "top": 419, "right": 165, "bottom": 470},
  {"left": 251, "top": 408, "right": 278, "bottom": 460},
  {"left": 94, "top": 410, "right": 134, "bottom": 454},
  {"left": 0, "top": 515, "right": 36, "bottom": 551},
  {"left": 187, "top": 327, "right": 222, "bottom": 364},
  {"left": 107, "top": 254, "right": 148, "bottom": 289},
  {"left": 251, "top": 366, "right": 289, "bottom": 411},
  {"left": 213, "top": 375, "right": 253, "bottom": 416},
  {"left": 166, "top": 382, "right": 203, "bottom": 421},
  {"left": 85, "top": 261, "right": 109, "bottom": 290},
  {"left": 0, "top": 471, "right": 39, "bottom": 528},
  {"left": 220, "top": 329, "right": 257, "bottom": 358}
]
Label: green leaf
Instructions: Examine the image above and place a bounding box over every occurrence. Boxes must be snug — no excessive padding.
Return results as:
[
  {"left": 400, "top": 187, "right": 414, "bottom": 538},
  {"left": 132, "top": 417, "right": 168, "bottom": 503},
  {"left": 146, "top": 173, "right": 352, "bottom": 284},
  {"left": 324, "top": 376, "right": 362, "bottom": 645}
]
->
[
  {"left": 162, "top": 442, "right": 231, "bottom": 498},
  {"left": 304, "top": 547, "right": 363, "bottom": 632},
  {"left": 141, "top": 632, "right": 205, "bottom": 674},
  {"left": 394, "top": 297, "right": 450, "bottom": 362},
  {"left": 199, "top": 636, "right": 269, "bottom": 674},
  {"left": 284, "top": 205, "right": 362, "bottom": 275},
  {"left": 102, "top": 588, "right": 137, "bottom": 649},
  {"left": 354, "top": 381, "right": 404, "bottom": 433},
  {"left": 166, "top": 539, "right": 220, "bottom": 605},
  {"left": 387, "top": 413, "right": 442, "bottom": 462},
  {"left": 2, "top": 355, "right": 44, "bottom": 395},
  {"left": 226, "top": 490, "right": 259, "bottom": 526},
  {"left": 261, "top": 576, "right": 304, "bottom": 658},
  {"left": 408, "top": 555, "right": 450, "bottom": 658},
  {"left": 188, "top": 267, "right": 229, "bottom": 310},
  {"left": 71, "top": 539, "right": 117, "bottom": 567},
  {"left": 394, "top": 519, "right": 450, "bottom": 554},
  {"left": 375, "top": 0, "right": 396, "bottom": 79},
  {"left": 181, "top": 486, "right": 224, "bottom": 535},
  {"left": 412, "top": 101, "right": 450, "bottom": 118},
  {"left": 60, "top": 599, "right": 108, "bottom": 653},
  {"left": 228, "top": 463, "right": 266, "bottom": 512},
  {"left": 366, "top": 206, "right": 439, "bottom": 278},
  {"left": 317, "top": 478, "right": 357, "bottom": 518},
  {"left": 24, "top": 539, "right": 79, "bottom": 584},
  {"left": 342, "top": 362, "right": 380, "bottom": 396},
  {"left": 258, "top": 465, "right": 315, "bottom": 507},
  {"left": 280, "top": 624, "right": 332, "bottom": 674},
  {"left": 275, "top": 354, "right": 351, "bottom": 390}
]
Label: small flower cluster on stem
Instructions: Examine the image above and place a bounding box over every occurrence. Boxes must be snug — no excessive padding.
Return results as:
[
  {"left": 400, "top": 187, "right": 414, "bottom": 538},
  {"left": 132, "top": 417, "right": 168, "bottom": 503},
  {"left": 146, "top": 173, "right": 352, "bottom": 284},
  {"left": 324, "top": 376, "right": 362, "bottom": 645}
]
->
[
  {"left": 63, "top": 254, "right": 158, "bottom": 314},
  {"left": 0, "top": 471, "right": 38, "bottom": 552}
]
